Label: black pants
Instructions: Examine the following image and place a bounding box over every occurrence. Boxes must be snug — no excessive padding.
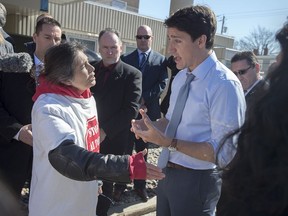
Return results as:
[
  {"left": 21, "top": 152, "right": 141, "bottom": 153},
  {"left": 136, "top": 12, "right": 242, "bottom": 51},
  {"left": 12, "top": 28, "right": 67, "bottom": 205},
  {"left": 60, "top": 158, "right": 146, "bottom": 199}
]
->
[
  {"left": 0, "top": 142, "right": 32, "bottom": 196},
  {"left": 96, "top": 181, "right": 113, "bottom": 216}
]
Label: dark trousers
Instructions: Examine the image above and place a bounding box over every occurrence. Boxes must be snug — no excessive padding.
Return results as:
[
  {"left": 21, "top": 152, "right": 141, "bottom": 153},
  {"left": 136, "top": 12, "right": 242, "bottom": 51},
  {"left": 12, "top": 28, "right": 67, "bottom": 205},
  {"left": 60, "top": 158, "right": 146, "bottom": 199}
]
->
[
  {"left": 96, "top": 181, "right": 113, "bottom": 216},
  {"left": 96, "top": 135, "right": 128, "bottom": 216},
  {"left": 157, "top": 166, "right": 221, "bottom": 216},
  {"left": 0, "top": 142, "right": 32, "bottom": 196}
]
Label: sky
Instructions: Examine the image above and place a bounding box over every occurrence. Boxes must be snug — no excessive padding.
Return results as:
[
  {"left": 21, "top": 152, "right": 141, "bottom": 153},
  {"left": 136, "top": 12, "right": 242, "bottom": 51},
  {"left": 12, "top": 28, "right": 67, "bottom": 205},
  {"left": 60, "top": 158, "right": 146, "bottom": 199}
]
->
[{"left": 138, "top": 0, "right": 288, "bottom": 41}]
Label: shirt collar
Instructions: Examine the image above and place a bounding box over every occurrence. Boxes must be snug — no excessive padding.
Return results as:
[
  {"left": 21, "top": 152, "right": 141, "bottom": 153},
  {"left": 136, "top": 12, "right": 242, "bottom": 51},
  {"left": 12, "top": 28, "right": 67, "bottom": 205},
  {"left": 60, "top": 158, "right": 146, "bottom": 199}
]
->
[
  {"left": 137, "top": 48, "right": 151, "bottom": 56},
  {"left": 33, "top": 54, "right": 43, "bottom": 66},
  {"left": 186, "top": 51, "right": 217, "bottom": 80},
  {"left": 244, "top": 79, "right": 262, "bottom": 96},
  {"left": 99, "top": 61, "right": 118, "bottom": 72}
]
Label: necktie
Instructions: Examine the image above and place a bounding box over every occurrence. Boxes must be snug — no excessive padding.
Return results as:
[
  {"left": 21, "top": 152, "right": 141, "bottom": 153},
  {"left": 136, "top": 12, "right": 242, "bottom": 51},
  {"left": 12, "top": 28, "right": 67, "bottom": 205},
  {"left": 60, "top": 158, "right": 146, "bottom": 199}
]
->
[
  {"left": 139, "top": 53, "right": 147, "bottom": 72},
  {"left": 157, "top": 73, "right": 195, "bottom": 168},
  {"left": 35, "top": 63, "right": 44, "bottom": 86}
]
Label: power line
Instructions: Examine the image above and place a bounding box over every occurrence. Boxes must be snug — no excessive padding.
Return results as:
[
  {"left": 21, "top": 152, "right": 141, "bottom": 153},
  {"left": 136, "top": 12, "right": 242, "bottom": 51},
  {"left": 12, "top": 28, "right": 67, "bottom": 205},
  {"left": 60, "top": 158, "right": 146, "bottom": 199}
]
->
[
  {"left": 217, "top": 8, "right": 288, "bottom": 20},
  {"left": 222, "top": 8, "right": 288, "bottom": 16}
]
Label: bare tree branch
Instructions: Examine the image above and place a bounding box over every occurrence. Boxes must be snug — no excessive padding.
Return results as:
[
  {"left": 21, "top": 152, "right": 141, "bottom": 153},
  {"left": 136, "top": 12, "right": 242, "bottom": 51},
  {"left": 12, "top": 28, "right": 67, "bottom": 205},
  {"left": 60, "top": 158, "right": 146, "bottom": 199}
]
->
[{"left": 234, "top": 25, "right": 276, "bottom": 55}]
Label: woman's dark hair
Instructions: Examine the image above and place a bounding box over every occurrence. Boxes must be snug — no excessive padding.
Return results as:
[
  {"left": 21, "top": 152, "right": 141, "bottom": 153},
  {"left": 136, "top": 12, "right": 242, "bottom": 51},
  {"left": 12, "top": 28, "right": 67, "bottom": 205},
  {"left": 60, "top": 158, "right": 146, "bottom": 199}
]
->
[
  {"left": 217, "top": 22, "right": 288, "bottom": 215},
  {"left": 43, "top": 42, "right": 85, "bottom": 85},
  {"left": 164, "top": 5, "right": 217, "bottom": 49}
]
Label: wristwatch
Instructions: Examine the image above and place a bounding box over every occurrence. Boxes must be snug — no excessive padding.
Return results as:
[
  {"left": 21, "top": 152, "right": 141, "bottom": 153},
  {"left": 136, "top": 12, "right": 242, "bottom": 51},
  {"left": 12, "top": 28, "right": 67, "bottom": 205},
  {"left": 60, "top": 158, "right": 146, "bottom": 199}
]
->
[{"left": 168, "top": 138, "right": 177, "bottom": 152}]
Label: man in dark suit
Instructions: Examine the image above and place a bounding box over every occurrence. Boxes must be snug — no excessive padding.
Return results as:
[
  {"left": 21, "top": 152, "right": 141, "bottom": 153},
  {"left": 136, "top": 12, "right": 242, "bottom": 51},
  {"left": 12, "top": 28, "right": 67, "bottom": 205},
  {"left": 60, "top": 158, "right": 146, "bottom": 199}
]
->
[
  {"left": 0, "top": 17, "right": 62, "bottom": 203},
  {"left": 231, "top": 51, "right": 268, "bottom": 110},
  {"left": 0, "top": 53, "right": 34, "bottom": 198},
  {"left": 90, "top": 28, "right": 142, "bottom": 216},
  {"left": 121, "top": 25, "right": 168, "bottom": 202},
  {"left": 31, "top": 17, "right": 62, "bottom": 81}
]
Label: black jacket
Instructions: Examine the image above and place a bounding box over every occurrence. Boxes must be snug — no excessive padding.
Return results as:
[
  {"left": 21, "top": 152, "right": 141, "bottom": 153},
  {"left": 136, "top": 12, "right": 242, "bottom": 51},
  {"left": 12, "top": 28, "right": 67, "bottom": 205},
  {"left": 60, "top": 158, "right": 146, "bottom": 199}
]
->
[
  {"left": 90, "top": 60, "right": 142, "bottom": 155},
  {"left": 0, "top": 53, "right": 34, "bottom": 194},
  {"left": 121, "top": 50, "right": 168, "bottom": 121},
  {"left": 49, "top": 139, "right": 132, "bottom": 184}
]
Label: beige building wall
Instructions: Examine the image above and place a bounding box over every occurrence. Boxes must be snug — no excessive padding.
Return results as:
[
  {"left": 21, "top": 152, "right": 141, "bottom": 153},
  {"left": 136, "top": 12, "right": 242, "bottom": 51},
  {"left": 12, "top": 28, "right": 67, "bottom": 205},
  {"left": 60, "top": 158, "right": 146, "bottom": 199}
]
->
[
  {"left": 4, "top": 1, "right": 167, "bottom": 54},
  {"left": 3, "top": 0, "right": 248, "bottom": 62}
]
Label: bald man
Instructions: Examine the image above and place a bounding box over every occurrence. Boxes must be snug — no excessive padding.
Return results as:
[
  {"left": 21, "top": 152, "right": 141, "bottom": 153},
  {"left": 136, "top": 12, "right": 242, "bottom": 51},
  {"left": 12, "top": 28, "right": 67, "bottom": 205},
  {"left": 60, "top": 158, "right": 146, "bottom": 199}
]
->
[{"left": 121, "top": 25, "right": 168, "bottom": 202}]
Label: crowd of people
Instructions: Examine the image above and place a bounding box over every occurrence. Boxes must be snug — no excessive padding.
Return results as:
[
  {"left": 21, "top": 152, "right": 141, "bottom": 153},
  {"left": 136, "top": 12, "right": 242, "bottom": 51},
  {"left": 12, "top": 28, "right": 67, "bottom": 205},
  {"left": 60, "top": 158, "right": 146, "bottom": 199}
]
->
[{"left": 1, "top": 2, "right": 288, "bottom": 216}]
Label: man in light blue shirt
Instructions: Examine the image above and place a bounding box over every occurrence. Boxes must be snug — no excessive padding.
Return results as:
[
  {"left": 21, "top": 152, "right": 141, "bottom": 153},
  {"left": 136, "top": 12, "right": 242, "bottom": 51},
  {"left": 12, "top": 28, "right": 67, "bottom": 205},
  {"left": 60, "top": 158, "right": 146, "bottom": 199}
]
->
[{"left": 131, "top": 5, "right": 246, "bottom": 216}]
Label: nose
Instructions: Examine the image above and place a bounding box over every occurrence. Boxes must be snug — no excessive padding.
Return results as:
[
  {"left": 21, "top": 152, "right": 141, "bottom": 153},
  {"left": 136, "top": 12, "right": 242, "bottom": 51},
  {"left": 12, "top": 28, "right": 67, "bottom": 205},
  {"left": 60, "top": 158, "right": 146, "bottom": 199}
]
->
[
  {"left": 168, "top": 43, "right": 175, "bottom": 55},
  {"left": 88, "top": 63, "right": 95, "bottom": 73},
  {"left": 107, "top": 48, "right": 113, "bottom": 55}
]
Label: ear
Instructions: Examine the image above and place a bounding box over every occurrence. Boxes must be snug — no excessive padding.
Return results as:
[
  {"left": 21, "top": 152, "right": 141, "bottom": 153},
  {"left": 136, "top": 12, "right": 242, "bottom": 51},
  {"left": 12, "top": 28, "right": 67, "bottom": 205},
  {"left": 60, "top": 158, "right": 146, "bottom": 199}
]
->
[
  {"left": 32, "top": 33, "right": 37, "bottom": 43},
  {"left": 198, "top": 35, "right": 207, "bottom": 48},
  {"left": 120, "top": 44, "right": 123, "bottom": 53},
  {"left": 255, "top": 63, "right": 260, "bottom": 73}
]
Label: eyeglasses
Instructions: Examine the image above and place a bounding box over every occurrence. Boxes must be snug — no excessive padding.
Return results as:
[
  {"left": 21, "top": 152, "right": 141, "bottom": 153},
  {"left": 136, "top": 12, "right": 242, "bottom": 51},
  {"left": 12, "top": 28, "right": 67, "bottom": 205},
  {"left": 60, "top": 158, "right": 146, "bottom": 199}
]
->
[
  {"left": 136, "top": 35, "right": 151, "bottom": 40},
  {"left": 233, "top": 66, "right": 252, "bottom": 76}
]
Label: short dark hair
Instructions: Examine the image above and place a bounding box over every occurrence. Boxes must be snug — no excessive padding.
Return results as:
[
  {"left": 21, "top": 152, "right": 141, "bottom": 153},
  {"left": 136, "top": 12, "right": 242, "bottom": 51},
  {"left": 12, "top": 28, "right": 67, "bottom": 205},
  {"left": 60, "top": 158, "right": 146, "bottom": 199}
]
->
[
  {"left": 43, "top": 42, "right": 85, "bottom": 85},
  {"left": 98, "top": 28, "right": 120, "bottom": 42},
  {"left": 35, "top": 17, "right": 61, "bottom": 35},
  {"left": 231, "top": 51, "right": 259, "bottom": 67},
  {"left": 164, "top": 5, "right": 217, "bottom": 49},
  {"left": 36, "top": 13, "right": 53, "bottom": 23}
]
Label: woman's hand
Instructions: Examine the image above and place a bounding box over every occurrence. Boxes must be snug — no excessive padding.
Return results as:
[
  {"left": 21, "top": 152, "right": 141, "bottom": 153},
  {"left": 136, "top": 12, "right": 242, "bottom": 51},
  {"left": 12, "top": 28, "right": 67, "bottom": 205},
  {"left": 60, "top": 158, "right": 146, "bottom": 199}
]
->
[{"left": 141, "top": 149, "right": 165, "bottom": 180}]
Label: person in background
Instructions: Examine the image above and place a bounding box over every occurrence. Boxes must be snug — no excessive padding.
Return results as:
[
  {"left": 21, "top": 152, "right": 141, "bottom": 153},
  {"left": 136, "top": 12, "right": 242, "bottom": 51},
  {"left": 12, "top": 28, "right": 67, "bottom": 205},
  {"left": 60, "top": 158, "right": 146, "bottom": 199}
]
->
[
  {"left": 160, "top": 55, "right": 180, "bottom": 115},
  {"left": 121, "top": 24, "right": 168, "bottom": 202},
  {"left": 0, "top": 3, "right": 15, "bottom": 48},
  {"left": 29, "top": 42, "right": 164, "bottom": 216},
  {"left": 24, "top": 13, "right": 54, "bottom": 56},
  {"left": 131, "top": 5, "right": 245, "bottom": 216},
  {"left": 0, "top": 52, "right": 34, "bottom": 199},
  {"left": 32, "top": 17, "right": 61, "bottom": 81},
  {"left": 0, "top": 31, "right": 13, "bottom": 55},
  {"left": 231, "top": 51, "right": 268, "bottom": 109},
  {"left": 91, "top": 28, "right": 142, "bottom": 216},
  {"left": 216, "top": 22, "right": 288, "bottom": 216}
]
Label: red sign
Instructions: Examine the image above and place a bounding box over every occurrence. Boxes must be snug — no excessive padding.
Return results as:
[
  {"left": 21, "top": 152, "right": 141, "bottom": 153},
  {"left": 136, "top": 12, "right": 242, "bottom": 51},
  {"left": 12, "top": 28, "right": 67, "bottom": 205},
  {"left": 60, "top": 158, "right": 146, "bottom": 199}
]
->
[{"left": 85, "top": 116, "right": 100, "bottom": 152}]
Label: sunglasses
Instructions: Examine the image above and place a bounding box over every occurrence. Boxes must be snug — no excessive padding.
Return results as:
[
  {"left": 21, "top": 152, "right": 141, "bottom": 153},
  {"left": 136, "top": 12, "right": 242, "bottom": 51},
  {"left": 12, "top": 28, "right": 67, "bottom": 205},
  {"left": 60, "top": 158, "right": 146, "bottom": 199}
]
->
[
  {"left": 233, "top": 66, "right": 252, "bottom": 76},
  {"left": 136, "top": 35, "right": 151, "bottom": 40}
]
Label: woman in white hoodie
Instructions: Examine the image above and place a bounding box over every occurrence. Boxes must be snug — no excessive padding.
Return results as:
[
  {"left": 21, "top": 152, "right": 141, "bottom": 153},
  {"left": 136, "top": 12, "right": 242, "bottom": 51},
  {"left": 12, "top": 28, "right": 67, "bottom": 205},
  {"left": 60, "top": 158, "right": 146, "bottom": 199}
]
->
[{"left": 29, "top": 42, "right": 164, "bottom": 216}]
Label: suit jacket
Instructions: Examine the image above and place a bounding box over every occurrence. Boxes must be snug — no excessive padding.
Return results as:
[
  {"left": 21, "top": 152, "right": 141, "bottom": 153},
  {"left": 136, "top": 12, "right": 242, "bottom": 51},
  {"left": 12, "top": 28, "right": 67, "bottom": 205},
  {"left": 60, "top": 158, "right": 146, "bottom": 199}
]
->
[
  {"left": 0, "top": 66, "right": 34, "bottom": 194},
  {"left": 90, "top": 60, "right": 142, "bottom": 155},
  {"left": 121, "top": 50, "right": 168, "bottom": 121}
]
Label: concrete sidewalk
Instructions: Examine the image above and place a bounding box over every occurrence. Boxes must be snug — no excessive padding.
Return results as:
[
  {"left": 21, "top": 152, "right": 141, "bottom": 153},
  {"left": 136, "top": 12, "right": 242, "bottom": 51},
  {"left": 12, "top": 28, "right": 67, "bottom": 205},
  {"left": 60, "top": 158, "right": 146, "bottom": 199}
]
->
[{"left": 108, "top": 196, "right": 156, "bottom": 216}]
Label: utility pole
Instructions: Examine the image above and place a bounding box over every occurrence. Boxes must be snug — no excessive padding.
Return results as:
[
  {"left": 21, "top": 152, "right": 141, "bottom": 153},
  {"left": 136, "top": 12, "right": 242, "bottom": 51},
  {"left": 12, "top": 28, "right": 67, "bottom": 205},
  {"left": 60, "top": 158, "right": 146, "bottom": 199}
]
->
[{"left": 221, "top": 15, "right": 226, "bottom": 34}]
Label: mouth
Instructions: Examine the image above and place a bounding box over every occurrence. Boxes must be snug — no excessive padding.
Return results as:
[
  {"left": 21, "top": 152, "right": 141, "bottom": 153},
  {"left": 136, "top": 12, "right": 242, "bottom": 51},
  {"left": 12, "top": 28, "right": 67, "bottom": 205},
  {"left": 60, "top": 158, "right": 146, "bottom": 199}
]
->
[
  {"left": 90, "top": 74, "right": 96, "bottom": 81},
  {"left": 173, "top": 56, "right": 180, "bottom": 63}
]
